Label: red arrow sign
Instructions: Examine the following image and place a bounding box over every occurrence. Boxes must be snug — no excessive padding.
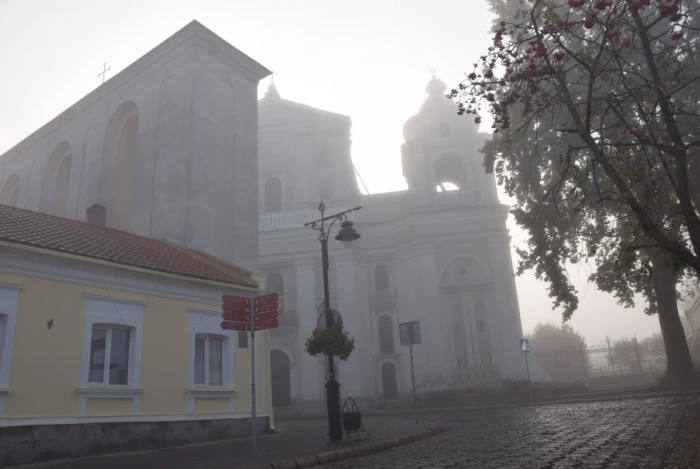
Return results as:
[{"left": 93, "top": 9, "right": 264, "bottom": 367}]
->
[
  {"left": 255, "top": 311, "right": 279, "bottom": 322},
  {"left": 255, "top": 319, "right": 279, "bottom": 330},
  {"left": 220, "top": 319, "right": 280, "bottom": 331},
  {"left": 222, "top": 302, "right": 251, "bottom": 313},
  {"left": 254, "top": 302, "right": 279, "bottom": 314},
  {"left": 220, "top": 321, "right": 250, "bottom": 331},
  {"left": 255, "top": 293, "right": 279, "bottom": 306},
  {"left": 221, "top": 295, "right": 250, "bottom": 307},
  {"left": 222, "top": 312, "right": 251, "bottom": 322}
]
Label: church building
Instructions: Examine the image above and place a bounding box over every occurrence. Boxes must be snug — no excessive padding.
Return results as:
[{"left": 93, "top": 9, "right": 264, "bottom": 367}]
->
[
  {"left": 0, "top": 18, "right": 530, "bottom": 426},
  {"left": 257, "top": 77, "right": 528, "bottom": 414}
]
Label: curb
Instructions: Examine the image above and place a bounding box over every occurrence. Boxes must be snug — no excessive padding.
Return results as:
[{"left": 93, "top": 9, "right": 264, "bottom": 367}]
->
[{"left": 239, "top": 425, "right": 450, "bottom": 469}]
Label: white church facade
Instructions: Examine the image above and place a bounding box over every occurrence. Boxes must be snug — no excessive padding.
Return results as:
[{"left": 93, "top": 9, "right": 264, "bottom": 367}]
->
[{"left": 257, "top": 78, "right": 529, "bottom": 413}]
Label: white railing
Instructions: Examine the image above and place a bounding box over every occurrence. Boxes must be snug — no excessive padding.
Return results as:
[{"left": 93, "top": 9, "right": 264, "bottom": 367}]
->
[{"left": 258, "top": 207, "right": 357, "bottom": 232}]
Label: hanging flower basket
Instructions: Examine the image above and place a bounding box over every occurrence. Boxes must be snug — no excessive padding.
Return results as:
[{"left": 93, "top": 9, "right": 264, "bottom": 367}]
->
[{"left": 304, "top": 321, "right": 356, "bottom": 361}]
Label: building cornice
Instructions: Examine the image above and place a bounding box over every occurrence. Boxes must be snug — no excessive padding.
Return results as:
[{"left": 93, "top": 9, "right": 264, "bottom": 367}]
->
[{"left": 0, "top": 246, "right": 249, "bottom": 306}]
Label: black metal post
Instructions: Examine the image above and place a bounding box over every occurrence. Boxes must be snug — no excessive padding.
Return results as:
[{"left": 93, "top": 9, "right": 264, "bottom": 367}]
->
[
  {"left": 321, "top": 236, "right": 343, "bottom": 442},
  {"left": 304, "top": 202, "right": 362, "bottom": 444}
]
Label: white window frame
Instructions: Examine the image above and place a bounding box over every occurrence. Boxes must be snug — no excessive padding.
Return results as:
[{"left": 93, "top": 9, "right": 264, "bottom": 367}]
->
[
  {"left": 0, "top": 283, "right": 22, "bottom": 417},
  {"left": 194, "top": 334, "right": 225, "bottom": 387},
  {"left": 188, "top": 309, "right": 235, "bottom": 413},
  {"left": 87, "top": 325, "right": 133, "bottom": 386},
  {"left": 78, "top": 295, "right": 144, "bottom": 415}
]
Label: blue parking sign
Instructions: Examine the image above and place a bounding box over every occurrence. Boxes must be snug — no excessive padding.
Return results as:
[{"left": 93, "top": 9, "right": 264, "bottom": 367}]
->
[{"left": 520, "top": 339, "right": 530, "bottom": 353}]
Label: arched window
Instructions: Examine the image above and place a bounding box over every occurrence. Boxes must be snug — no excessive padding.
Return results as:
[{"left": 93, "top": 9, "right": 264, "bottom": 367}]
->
[
  {"left": 112, "top": 114, "right": 139, "bottom": 231},
  {"left": 374, "top": 265, "right": 390, "bottom": 293},
  {"left": 320, "top": 181, "right": 332, "bottom": 203},
  {"left": 317, "top": 147, "right": 330, "bottom": 169},
  {"left": 378, "top": 315, "right": 395, "bottom": 354},
  {"left": 41, "top": 142, "right": 73, "bottom": 217},
  {"left": 434, "top": 154, "right": 467, "bottom": 192},
  {"left": 0, "top": 174, "right": 20, "bottom": 207},
  {"left": 101, "top": 101, "right": 139, "bottom": 231},
  {"left": 264, "top": 177, "right": 282, "bottom": 212},
  {"left": 266, "top": 273, "right": 284, "bottom": 293}
]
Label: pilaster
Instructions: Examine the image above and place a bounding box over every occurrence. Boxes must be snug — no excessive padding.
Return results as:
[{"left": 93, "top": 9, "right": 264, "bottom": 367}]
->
[{"left": 294, "top": 260, "right": 322, "bottom": 400}]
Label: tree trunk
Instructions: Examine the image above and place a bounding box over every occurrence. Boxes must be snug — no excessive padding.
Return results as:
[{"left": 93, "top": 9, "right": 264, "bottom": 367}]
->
[{"left": 651, "top": 256, "right": 695, "bottom": 379}]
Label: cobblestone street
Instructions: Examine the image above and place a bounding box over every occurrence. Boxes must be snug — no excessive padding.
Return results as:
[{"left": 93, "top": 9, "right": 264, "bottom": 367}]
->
[{"left": 326, "top": 396, "right": 700, "bottom": 469}]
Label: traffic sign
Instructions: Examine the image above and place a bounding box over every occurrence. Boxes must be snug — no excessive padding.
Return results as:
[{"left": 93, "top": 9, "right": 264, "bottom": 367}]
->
[
  {"left": 400, "top": 321, "right": 422, "bottom": 346},
  {"left": 221, "top": 295, "right": 250, "bottom": 307},
  {"left": 520, "top": 339, "right": 531, "bottom": 353}
]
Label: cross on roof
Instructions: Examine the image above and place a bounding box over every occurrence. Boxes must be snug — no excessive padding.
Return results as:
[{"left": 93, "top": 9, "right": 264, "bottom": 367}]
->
[{"left": 98, "top": 63, "right": 111, "bottom": 84}]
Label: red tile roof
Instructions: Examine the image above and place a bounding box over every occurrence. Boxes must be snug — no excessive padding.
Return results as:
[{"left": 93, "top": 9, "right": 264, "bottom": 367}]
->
[{"left": 0, "top": 204, "right": 257, "bottom": 288}]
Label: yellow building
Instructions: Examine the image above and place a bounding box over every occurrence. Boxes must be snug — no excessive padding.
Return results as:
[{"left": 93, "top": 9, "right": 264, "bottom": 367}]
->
[{"left": 0, "top": 204, "right": 273, "bottom": 465}]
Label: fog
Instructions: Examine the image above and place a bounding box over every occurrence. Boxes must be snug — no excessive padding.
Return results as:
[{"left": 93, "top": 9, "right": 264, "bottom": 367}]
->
[{"left": 0, "top": 0, "right": 662, "bottom": 345}]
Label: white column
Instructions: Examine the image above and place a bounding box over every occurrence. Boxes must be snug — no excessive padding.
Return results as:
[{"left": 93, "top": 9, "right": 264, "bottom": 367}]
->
[
  {"left": 334, "top": 254, "right": 368, "bottom": 399},
  {"left": 295, "top": 260, "right": 322, "bottom": 401}
]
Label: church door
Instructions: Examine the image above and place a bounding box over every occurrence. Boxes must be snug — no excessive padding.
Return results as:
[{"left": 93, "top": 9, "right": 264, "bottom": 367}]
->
[
  {"left": 381, "top": 362, "right": 398, "bottom": 400},
  {"left": 270, "top": 350, "right": 291, "bottom": 407}
]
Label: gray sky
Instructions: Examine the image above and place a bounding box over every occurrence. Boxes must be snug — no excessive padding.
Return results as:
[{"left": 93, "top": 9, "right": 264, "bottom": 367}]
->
[{"left": 0, "top": 0, "right": 662, "bottom": 345}]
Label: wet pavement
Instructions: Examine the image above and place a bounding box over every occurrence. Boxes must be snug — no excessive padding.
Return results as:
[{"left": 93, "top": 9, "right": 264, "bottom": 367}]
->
[{"left": 324, "top": 396, "right": 700, "bottom": 469}]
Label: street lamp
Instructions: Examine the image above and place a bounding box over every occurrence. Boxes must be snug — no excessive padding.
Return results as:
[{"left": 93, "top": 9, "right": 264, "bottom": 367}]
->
[{"left": 304, "top": 201, "right": 362, "bottom": 443}]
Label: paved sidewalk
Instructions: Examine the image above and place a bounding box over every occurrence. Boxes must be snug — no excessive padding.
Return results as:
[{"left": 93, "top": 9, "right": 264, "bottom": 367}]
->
[{"left": 15, "top": 417, "right": 441, "bottom": 469}]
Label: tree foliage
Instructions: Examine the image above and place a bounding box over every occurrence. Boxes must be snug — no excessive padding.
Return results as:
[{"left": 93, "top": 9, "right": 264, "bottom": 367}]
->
[{"left": 450, "top": 0, "right": 700, "bottom": 320}]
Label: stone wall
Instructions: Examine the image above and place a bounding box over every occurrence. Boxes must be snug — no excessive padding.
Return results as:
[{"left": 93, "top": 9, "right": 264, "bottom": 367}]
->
[{"left": 0, "top": 416, "right": 269, "bottom": 467}]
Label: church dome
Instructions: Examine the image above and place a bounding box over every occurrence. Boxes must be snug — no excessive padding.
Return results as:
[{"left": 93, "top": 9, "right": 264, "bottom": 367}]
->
[{"left": 402, "top": 75, "right": 477, "bottom": 142}]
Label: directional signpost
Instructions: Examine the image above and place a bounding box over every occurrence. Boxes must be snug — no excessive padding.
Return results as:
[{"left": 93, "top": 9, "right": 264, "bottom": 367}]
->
[
  {"left": 399, "top": 320, "right": 421, "bottom": 423},
  {"left": 220, "top": 292, "right": 282, "bottom": 454},
  {"left": 520, "top": 338, "right": 532, "bottom": 402}
]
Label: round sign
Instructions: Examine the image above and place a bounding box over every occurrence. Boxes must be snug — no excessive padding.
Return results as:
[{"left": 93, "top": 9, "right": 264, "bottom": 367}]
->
[{"left": 317, "top": 309, "right": 342, "bottom": 329}]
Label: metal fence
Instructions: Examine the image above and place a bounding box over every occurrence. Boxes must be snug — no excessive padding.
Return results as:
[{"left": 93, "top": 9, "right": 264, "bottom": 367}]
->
[
  {"left": 585, "top": 337, "right": 667, "bottom": 376},
  {"left": 534, "top": 337, "right": 667, "bottom": 382}
]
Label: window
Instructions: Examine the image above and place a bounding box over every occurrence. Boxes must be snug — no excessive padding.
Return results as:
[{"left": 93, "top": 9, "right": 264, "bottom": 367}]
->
[
  {"left": 266, "top": 273, "right": 284, "bottom": 293},
  {"left": 374, "top": 265, "right": 390, "bottom": 293},
  {"left": 88, "top": 327, "right": 131, "bottom": 385},
  {"left": 194, "top": 336, "right": 223, "bottom": 386},
  {"left": 320, "top": 181, "right": 332, "bottom": 202},
  {"left": 238, "top": 330, "right": 249, "bottom": 349},
  {"left": 264, "top": 177, "right": 282, "bottom": 212}
]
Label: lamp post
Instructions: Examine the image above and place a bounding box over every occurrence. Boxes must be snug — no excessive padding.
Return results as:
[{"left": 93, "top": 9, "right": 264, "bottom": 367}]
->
[{"left": 305, "top": 201, "right": 362, "bottom": 443}]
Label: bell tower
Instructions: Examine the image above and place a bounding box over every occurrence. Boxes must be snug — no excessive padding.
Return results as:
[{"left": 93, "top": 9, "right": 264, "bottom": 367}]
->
[{"left": 400, "top": 75, "right": 498, "bottom": 203}]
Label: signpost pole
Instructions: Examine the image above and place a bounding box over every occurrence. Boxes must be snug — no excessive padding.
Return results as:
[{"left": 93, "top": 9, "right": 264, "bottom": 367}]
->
[
  {"left": 409, "top": 342, "right": 417, "bottom": 423},
  {"left": 524, "top": 350, "right": 532, "bottom": 403},
  {"left": 251, "top": 297, "right": 257, "bottom": 454}
]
